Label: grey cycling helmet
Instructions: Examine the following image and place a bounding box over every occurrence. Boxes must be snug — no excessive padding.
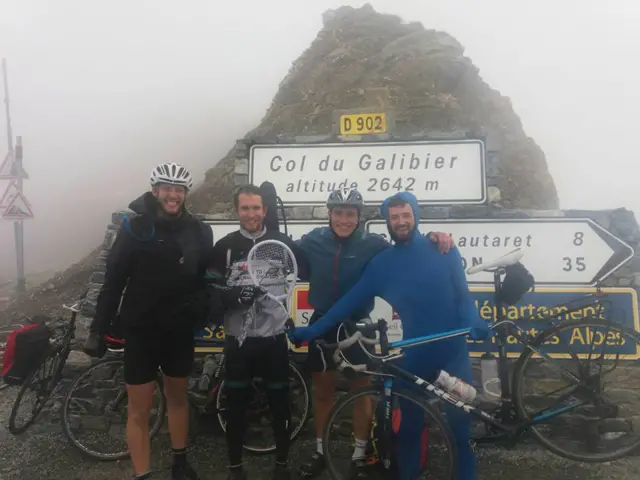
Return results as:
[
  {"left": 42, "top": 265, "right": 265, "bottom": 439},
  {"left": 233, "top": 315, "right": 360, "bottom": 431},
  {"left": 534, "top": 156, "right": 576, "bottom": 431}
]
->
[
  {"left": 326, "top": 187, "right": 364, "bottom": 209},
  {"left": 150, "top": 162, "right": 193, "bottom": 190}
]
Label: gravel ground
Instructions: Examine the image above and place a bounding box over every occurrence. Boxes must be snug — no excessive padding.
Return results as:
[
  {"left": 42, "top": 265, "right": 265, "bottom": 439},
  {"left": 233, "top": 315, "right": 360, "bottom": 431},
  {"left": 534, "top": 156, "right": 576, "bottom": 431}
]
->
[{"left": 0, "top": 386, "right": 639, "bottom": 480}]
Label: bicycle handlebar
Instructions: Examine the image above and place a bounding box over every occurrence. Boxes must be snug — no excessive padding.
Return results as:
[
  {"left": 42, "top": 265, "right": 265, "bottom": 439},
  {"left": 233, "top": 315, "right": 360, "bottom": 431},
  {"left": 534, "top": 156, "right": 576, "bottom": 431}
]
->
[
  {"left": 314, "top": 319, "right": 390, "bottom": 373},
  {"left": 315, "top": 319, "right": 510, "bottom": 374}
]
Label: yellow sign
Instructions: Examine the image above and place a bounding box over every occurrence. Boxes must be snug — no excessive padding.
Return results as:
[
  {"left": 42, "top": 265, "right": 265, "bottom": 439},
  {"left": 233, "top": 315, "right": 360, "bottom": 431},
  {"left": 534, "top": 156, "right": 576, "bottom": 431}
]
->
[{"left": 339, "top": 112, "right": 387, "bottom": 135}]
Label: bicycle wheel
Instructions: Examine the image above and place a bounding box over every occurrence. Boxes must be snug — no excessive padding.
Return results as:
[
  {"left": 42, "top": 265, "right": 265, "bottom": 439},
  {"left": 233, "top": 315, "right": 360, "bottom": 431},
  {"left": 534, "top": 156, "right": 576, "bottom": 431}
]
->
[
  {"left": 62, "top": 358, "right": 166, "bottom": 460},
  {"left": 215, "top": 360, "right": 310, "bottom": 454},
  {"left": 513, "top": 318, "right": 640, "bottom": 462},
  {"left": 323, "top": 385, "right": 457, "bottom": 480},
  {"left": 8, "top": 347, "right": 63, "bottom": 435}
]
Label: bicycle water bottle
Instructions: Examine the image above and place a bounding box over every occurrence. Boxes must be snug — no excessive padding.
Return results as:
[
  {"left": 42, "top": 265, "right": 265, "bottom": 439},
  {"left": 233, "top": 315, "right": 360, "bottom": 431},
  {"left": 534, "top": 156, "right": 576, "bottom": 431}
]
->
[
  {"left": 480, "top": 352, "right": 502, "bottom": 404},
  {"left": 198, "top": 355, "right": 217, "bottom": 392},
  {"left": 435, "top": 370, "right": 477, "bottom": 403}
]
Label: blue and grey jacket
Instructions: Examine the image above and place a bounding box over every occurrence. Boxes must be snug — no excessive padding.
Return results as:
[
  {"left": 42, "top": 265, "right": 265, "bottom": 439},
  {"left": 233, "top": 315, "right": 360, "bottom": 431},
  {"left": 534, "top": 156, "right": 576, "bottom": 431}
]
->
[{"left": 296, "top": 226, "right": 390, "bottom": 320}]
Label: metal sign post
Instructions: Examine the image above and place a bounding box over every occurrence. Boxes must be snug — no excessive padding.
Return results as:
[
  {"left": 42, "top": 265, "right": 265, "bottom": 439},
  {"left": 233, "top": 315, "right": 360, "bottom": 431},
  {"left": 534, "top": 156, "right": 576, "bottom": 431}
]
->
[{"left": 2, "top": 59, "right": 31, "bottom": 293}]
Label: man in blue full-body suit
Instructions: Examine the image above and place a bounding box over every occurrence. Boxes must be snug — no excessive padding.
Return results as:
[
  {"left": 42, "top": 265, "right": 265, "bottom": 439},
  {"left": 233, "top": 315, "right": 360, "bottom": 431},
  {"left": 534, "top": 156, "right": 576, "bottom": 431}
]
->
[{"left": 289, "top": 191, "right": 489, "bottom": 480}]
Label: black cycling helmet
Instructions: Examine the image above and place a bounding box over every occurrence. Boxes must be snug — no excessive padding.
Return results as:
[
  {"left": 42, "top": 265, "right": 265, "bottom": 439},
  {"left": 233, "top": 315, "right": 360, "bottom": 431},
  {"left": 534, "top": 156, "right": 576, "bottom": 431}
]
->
[{"left": 326, "top": 187, "right": 364, "bottom": 210}]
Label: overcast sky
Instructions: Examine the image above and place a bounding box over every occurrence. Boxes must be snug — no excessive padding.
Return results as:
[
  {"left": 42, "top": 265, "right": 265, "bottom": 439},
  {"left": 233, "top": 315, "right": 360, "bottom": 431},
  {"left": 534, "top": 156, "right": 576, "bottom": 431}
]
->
[{"left": 0, "top": 0, "right": 638, "bottom": 280}]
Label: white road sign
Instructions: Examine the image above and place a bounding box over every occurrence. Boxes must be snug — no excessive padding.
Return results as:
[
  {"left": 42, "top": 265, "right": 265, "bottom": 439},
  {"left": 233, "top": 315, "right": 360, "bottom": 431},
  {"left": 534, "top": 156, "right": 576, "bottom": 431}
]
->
[
  {"left": 366, "top": 218, "right": 635, "bottom": 286},
  {"left": 205, "top": 220, "right": 324, "bottom": 245},
  {"left": 249, "top": 140, "right": 487, "bottom": 206}
]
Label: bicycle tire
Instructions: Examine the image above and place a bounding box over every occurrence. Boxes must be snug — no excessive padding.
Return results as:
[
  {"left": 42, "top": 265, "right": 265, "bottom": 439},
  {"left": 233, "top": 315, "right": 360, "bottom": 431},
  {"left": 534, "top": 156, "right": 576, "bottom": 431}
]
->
[
  {"left": 215, "top": 360, "right": 310, "bottom": 454},
  {"left": 8, "top": 347, "right": 63, "bottom": 435},
  {"left": 61, "top": 358, "right": 166, "bottom": 461},
  {"left": 323, "top": 385, "right": 457, "bottom": 480},
  {"left": 512, "top": 318, "right": 640, "bottom": 462}
]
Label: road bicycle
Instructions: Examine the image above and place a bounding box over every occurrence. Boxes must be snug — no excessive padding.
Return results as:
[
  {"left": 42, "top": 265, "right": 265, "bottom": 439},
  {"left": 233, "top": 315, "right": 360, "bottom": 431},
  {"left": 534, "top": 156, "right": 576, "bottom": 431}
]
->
[
  {"left": 317, "top": 248, "right": 640, "bottom": 479},
  {"left": 61, "top": 328, "right": 310, "bottom": 461},
  {"left": 7, "top": 294, "right": 86, "bottom": 434}
]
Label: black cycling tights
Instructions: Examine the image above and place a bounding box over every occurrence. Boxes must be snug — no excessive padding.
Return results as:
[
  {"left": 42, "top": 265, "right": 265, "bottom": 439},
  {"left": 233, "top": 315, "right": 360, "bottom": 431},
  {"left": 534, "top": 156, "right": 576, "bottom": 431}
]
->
[{"left": 225, "top": 384, "right": 291, "bottom": 465}]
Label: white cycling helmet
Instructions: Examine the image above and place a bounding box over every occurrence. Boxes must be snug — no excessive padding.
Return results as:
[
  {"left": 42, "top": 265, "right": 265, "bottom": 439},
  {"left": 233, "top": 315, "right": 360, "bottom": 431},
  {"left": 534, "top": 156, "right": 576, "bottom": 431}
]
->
[
  {"left": 150, "top": 162, "right": 193, "bottom": 191},
  {"left": 326, "top": 187, "right": 364, "bottom": 209}
]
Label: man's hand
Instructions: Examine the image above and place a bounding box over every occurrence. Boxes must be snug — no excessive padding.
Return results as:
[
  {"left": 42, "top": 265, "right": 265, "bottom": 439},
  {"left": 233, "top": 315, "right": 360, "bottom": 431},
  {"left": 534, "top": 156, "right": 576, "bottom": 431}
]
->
[
  {"left": 428, "top": 231, "right": 454, "bottom": 253},
  {"left": 217, "top": 285, "right": 264, "bottom": 307},
  {"left": 83, "top": 332, "right": 107, "bottom": 359},
  {"left": 287, "top": 326, "right": 317, "bottom": 345},
  {"left": 236, "top": 286, "right": 264, "bottom": 305},
  {"left": 469, "top": 324, "right": 491, "bottom": 341}
]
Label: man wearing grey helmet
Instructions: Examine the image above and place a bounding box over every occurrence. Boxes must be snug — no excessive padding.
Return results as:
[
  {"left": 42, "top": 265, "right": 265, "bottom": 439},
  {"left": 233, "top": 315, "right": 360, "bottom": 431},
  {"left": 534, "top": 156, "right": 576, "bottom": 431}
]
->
[{"left": 295, "top": 188, "right": 453, "bottom": 479}]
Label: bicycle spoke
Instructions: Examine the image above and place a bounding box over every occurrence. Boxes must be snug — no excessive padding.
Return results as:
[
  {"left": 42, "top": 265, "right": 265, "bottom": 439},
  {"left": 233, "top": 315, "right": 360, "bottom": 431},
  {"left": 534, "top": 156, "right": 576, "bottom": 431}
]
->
[
  {"left": 62, "top": 359, "right": 165, "bottom": 460},
  {"left": 216, "top": 363, "right": 310, "bottom": 453},
  {"left": 515, "top": 320, "right": 640, "bottom": 461},
  {"left": 9, "top": 352, "right": 60, "bottom": 433},
  {"left": 324, "top": 388, "right": 455, "bottom": 479}
]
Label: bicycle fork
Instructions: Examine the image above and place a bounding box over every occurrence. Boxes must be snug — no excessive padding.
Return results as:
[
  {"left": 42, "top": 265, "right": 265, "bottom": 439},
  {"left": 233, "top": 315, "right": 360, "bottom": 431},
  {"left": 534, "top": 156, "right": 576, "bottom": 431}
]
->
[{"left": 378, "top": 378, "right": 397, "bottom": 471}]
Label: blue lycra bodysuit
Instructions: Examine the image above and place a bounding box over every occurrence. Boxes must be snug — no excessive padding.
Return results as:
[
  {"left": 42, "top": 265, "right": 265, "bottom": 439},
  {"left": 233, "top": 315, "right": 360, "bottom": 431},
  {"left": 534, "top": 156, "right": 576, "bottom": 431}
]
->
[{"left": 291, "top": 191, "right": 488, "bottom": 480}]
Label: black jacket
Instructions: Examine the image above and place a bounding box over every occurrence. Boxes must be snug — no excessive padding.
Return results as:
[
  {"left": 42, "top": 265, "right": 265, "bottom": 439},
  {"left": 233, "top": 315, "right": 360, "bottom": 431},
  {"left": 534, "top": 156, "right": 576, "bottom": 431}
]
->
[{"left": 92, "top": 192, "right": 222, "bottom": 333}]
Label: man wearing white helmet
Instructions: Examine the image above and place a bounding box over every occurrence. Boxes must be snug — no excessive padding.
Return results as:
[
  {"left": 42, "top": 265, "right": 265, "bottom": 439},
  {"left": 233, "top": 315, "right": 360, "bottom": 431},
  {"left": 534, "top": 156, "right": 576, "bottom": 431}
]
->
[
  {"left": 84, "top": 163, "right": 228, "bottom": 480},
  {"left": 295, "top": 187, "right": 453, "bottom": 479}
]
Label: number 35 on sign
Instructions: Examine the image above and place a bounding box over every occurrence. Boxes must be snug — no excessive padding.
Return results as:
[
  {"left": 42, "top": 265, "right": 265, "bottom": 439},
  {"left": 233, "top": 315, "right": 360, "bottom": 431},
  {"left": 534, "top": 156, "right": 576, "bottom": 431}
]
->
[
  {"left": 365, "top": 218, "right": 635, "bottom": 287},
  {"left": 340, "top": 113, "right": 387, "bottom": 135}
]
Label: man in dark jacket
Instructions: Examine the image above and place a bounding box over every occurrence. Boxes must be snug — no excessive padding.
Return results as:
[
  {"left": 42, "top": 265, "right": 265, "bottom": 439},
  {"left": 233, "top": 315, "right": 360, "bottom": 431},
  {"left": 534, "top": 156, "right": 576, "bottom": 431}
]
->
[
  {"left": 207, "top": 184, "right": 309, "bottom": 480},
  {"left": 83, "top": 163, "right": 226, "bottom": 480}
]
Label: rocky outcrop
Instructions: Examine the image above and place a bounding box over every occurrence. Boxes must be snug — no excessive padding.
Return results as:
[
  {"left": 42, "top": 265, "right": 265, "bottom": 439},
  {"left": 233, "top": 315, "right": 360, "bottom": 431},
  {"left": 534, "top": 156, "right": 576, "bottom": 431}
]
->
[{"left": 188, "top": 3, "right": 558, "bottom": 213}]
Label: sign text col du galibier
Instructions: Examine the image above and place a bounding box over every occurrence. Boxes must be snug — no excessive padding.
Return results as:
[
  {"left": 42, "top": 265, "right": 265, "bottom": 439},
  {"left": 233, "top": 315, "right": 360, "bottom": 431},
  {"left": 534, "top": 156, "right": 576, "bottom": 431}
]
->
[{"left": 249, "top": 140, "right": 486, "bottom": 206}]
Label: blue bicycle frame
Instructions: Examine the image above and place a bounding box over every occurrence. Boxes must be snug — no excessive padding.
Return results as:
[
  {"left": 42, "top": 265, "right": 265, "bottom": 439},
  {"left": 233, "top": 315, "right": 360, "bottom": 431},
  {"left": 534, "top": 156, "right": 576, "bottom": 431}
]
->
[{"left": 372, "top": 324, "right": 590, "bottom": 438}]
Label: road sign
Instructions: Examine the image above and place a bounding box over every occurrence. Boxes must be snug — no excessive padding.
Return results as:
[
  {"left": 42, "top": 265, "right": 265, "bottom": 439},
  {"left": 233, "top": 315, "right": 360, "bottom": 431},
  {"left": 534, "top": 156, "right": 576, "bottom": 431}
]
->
[
  {"left": 0, "top": 151, "right": 28, "bottom": 180},
  {"left": 365, "top": 218, "right": 635, "bottom": 286},
  {"left": 0, "top": 180, "right": 18, "bottom": 210},
  {"left": 249, "top": 140, "right": 487, "bottom": 206},
  {"left": 2, "top": 191, "right": 33, "bottom": 220},
  {"left": 340, "top": 112, "right": 387, "bottom": 135},
  {"left": 204, "top": 219, "right": 325, "bottom": 245},
  {"left": 0, "top": 152, "right": 13, "bottom": 179},
  {"left": 286, "top": 285, "right": 640, "bottom": 359}
]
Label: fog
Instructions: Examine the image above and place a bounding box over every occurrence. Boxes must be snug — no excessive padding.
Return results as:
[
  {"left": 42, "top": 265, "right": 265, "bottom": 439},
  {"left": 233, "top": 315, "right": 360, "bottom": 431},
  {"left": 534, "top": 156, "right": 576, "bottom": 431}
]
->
[{"left": 0, "top": 0, "right": 638, "bottom": 283}]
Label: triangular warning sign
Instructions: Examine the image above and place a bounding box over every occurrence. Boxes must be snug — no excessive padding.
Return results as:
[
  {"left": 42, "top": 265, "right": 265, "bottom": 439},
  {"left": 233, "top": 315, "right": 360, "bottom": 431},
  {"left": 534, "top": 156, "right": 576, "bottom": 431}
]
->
[
  {"left": 0, "top": 180, "right": 19, "bottom": 210},
  {"left": 2, "top": 191, "right": 34, "bottom": 220},
  {"left": 0, "top": 152, "right": 14, "bottom": 178},
  {"left": 0, "top": 151, "right": 28, "bottom": 180}
]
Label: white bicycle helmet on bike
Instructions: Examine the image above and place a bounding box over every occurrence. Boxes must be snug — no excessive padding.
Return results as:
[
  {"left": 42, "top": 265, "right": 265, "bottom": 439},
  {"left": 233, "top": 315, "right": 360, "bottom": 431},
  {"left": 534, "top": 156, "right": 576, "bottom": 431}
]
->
[
  {"left": 326, "top": 187, "right": 364, "bottom": 209},
  {"left": 150, "top": 162, "right": 194, "bottom": 191}
]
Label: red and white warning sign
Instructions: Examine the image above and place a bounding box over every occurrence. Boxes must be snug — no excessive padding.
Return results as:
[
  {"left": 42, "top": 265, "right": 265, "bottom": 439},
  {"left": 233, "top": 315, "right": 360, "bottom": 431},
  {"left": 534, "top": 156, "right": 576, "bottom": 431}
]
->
[{"left": 2, "top": 191, "right": 34, "bottom": 220}]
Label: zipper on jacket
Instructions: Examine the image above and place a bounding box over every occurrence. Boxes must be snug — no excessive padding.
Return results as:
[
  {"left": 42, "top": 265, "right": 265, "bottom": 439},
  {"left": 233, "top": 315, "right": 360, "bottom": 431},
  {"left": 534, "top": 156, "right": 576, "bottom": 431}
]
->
[{"left": 332, "top": 244, "right": 342, "bottom": 303}]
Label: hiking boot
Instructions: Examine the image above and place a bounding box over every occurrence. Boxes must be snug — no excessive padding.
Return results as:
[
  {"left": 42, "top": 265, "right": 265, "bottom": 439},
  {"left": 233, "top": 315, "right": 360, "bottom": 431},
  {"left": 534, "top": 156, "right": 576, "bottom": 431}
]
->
[
  {"left": 297, "top": 452, "right": 325, "bottom": 478},
  {"left": 272, "top": 463, "right": 291, "bottom": 480},
  {"left": 171, "top": 462, "right": 200, "bottom": 480}
]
